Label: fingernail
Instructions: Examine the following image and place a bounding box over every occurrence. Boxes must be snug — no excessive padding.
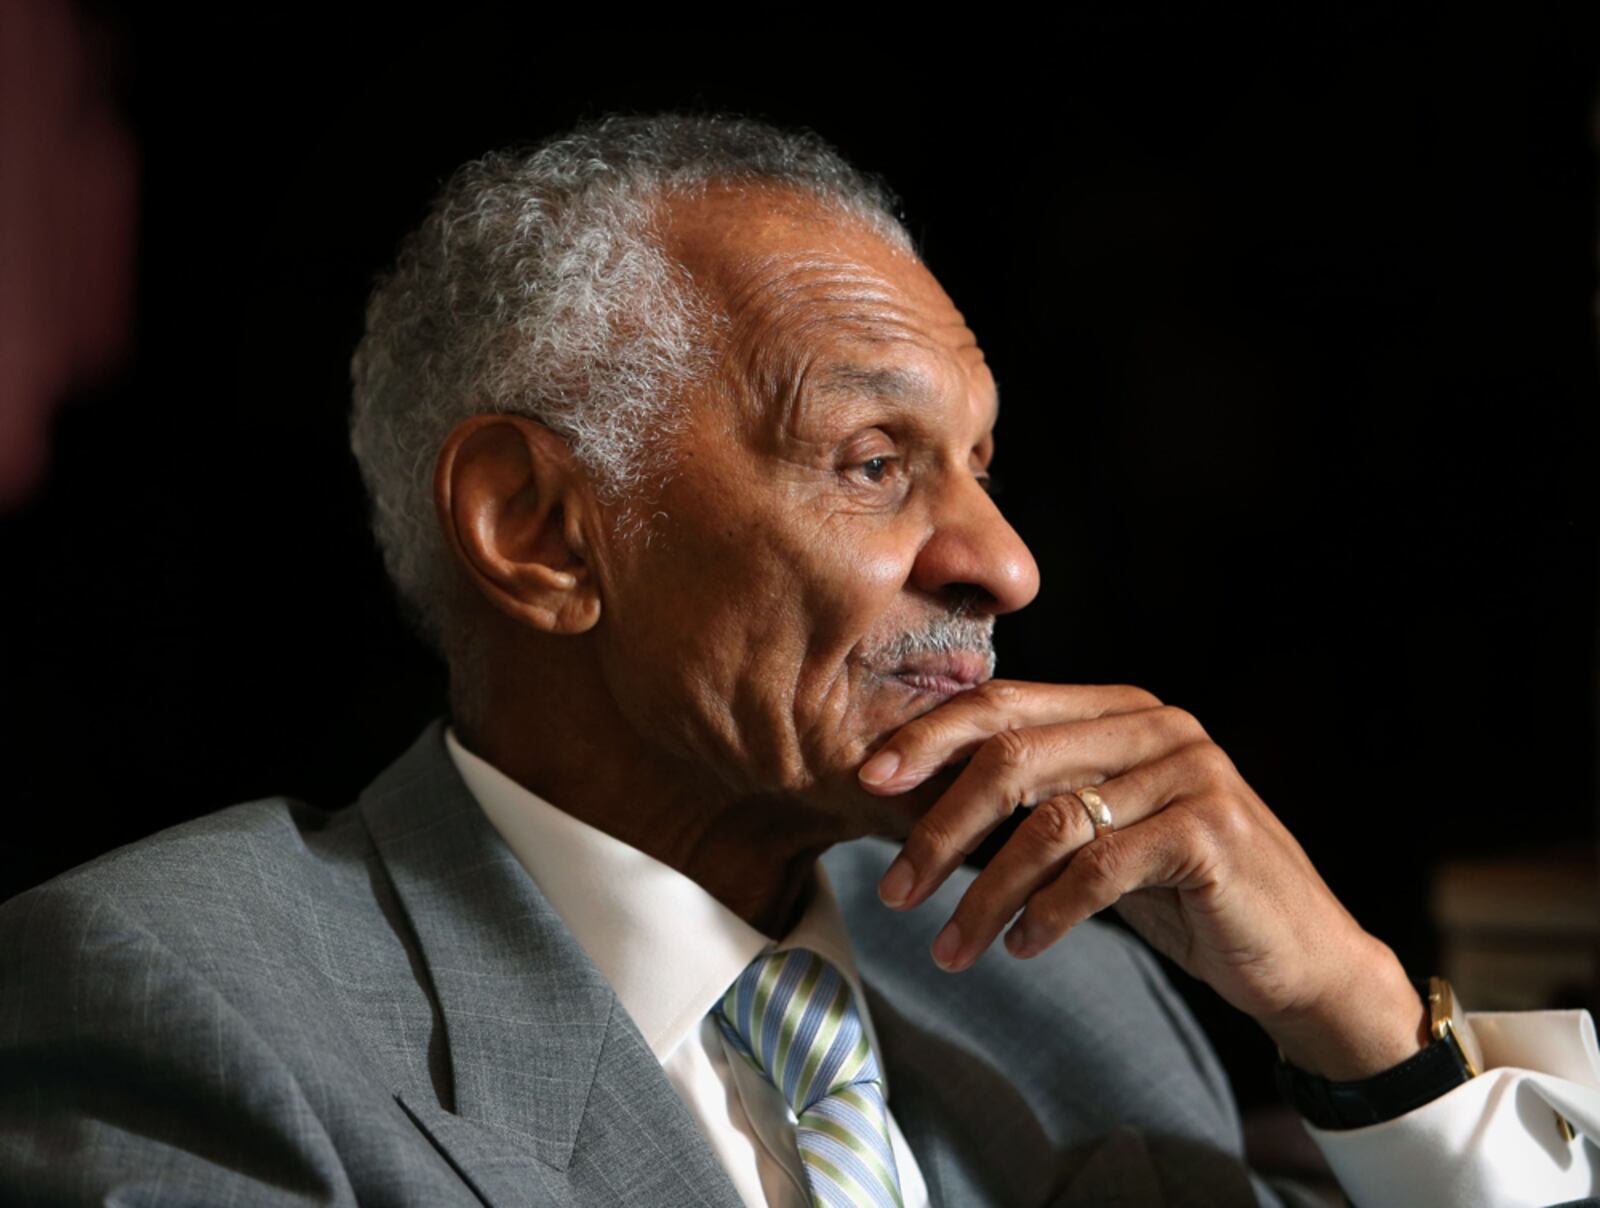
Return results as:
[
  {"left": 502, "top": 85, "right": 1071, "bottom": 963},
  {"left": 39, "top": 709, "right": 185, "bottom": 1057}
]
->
[
  {"left": 878, "top": 856, "right": 916, "bottom": 907},
  {"left": 932, "top": 920, "right": 962, "bottom": 969},
  {"left": 860, "top": 748, "right": 901, "bottom": 785}
]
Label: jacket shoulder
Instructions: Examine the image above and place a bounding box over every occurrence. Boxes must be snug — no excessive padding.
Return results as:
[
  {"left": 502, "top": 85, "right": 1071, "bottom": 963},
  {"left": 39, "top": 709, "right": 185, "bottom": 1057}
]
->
[
  {"left": 0, "top": 794, "right": 391, "bottom": 1013},
  {"left": 0, "top": 785, "right": 442, "bottom": 1095},
  {"left": 0, "top": 794, "right": 453, "bottom": 1207},
  {"left": 5, "top": 794, "right": 370, "bottom": 928}
]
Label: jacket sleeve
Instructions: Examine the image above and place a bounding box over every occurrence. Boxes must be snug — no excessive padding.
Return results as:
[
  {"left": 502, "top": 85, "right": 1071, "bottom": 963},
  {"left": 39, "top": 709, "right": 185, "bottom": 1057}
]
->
[
  {"left": 0, "top": 880, "right": 359, "bottom": 1207},
  {"left": 1300, "top": 1008, "right": 1600, "bottom": 1207}
]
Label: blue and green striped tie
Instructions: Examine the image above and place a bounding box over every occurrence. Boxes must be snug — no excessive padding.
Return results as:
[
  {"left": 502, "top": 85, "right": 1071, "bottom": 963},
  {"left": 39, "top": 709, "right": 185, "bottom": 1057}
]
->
[{"left": 713, "top": 947, "right": 904, "bottom": 1208}]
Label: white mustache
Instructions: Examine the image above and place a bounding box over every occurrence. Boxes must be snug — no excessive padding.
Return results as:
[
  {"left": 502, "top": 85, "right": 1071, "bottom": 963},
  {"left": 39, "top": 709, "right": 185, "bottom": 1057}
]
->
[{"left": 870, "top": 612, "right": 997, "bottom": 678}]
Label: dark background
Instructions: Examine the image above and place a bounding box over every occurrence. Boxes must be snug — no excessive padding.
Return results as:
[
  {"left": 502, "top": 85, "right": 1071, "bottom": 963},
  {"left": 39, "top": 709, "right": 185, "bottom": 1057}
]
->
[{"left": 4, "top": 10, "right": 1596, "bottom": 1110}]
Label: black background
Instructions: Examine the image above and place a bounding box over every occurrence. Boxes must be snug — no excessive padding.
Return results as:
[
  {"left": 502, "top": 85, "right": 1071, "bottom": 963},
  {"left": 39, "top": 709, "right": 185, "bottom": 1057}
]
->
[{"left": 4, "top": 10, "right": 1596, "bottom": 1109}]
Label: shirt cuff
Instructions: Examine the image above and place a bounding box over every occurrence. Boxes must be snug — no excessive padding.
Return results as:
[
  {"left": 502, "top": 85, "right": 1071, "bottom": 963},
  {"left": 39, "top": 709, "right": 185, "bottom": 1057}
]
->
[{"left": 1303, "top": 1010, "right": 1600, "bottom": 1208}]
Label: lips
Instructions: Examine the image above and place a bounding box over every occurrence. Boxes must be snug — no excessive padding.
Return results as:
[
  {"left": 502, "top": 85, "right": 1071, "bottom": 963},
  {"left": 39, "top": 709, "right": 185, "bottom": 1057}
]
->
[{"left": 886, "top": 651, "right": 992, "bottom": 699}]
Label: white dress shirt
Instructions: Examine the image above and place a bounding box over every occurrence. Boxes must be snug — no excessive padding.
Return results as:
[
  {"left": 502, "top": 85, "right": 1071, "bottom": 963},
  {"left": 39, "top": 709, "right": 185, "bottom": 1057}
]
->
[
  {"left": 1305, "top": 1009, "right": 1600, "bottom": 1206},
  {"left": 444, "top": 725, "right": 1599, "bottom": 1207},
  {"left": 444, "top": 726, "right": 930, "bottom": 1208}
]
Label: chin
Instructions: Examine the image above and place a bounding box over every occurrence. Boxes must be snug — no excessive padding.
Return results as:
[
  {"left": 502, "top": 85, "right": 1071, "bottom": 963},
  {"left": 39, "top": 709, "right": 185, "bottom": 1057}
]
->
[
  {"left": 860, "top": 773, "right": 954, "bottom": 840},
  {"left": 814, "top": 749, "right": 958, "bottom": 841},
  {"left": 854, "top": 689, "right": 955, "bottom": 757}
]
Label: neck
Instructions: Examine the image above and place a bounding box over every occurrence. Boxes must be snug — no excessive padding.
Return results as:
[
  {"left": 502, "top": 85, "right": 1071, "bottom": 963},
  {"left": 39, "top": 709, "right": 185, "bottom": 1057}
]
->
[{"left": 453, "top": 658, "right": 858, "bottom": 939}]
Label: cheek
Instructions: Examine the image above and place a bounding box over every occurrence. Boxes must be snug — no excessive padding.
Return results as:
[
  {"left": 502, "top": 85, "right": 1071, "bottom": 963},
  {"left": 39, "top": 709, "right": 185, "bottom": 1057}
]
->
[
  {"left": 789, "top": 531, "right": 921, "bottom": 739},
  {"left": 789, "top": 521, "right": 916, "bottom": 656},
  {"left": 690, "top": 523, "right": 915, "bottom": 786},
  {"left": 594, "top": 508, "right": 816, "bottom": 772},
  {"left": 596, "top": 473, "right": 929, "bottom": 791},
  {"left": 854, "top": 539, "right": 915, "bottom": 594}
]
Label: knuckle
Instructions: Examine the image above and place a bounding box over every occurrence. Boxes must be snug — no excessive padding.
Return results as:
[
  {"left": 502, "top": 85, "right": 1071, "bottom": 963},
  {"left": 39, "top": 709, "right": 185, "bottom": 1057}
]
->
[
  {"left": 912, "top": 814, "right": 962, "bottom": 862},
  {"left": 1169, "top": 802, "right": 1212, "bottom": 853},
  {"left": 892, "top": 716, "right": 937, "bottom": 756},
  {"left": 1186, "top": 739, "right": 1237, "bottom": 781},
  {"left": 1020, "top": 898, "right": 1062, "bottom": 938},
  {"left": 1155, "top": 703, "right": 1203, "bottom": 740},
  {"left": 981, "top": 727, "right": 1033, "bottom": 775},
  {"left": 1074, "top": 835, "right": 1122, "bottom": 890},
  {"left": 1026, "top": 796, "right": 1085, "bottom": 851},
  {"left": 1205, "top": 795, "right": 1254, "bottom": 846},
  {"left": 973, "top": 679, "right": 1023, "bottom": 711},
  {"left": 1115, "top": 683, "right": 1164, "bottom": 711}
]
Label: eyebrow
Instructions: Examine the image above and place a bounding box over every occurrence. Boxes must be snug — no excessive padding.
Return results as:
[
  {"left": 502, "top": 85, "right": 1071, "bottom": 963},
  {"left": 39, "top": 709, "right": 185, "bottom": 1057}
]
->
[
  {"left": 808, "top": 363, "right": 1001, "bottom": 421},
  {"left": 811, "top": 364, "right": 935, "bottom": 403}
]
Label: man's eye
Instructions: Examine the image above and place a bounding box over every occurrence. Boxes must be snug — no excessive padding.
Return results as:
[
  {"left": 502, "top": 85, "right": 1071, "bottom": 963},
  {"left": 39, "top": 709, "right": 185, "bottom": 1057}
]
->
[
  {"left": 978, "top": 471, "right": 1003, "bottom": 498},
  {"left": 857, "top": 456, "right": 895, "bottom": 484}
]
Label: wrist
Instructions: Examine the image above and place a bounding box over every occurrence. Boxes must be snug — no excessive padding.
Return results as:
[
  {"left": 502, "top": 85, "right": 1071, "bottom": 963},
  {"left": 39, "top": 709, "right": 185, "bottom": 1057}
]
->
[
  {"left": 1263, "top": 939, "right": 1427, "bottom": 1081},
  {"left": 1275, "top": 975, "right": 1484, "bottom": 1131}
]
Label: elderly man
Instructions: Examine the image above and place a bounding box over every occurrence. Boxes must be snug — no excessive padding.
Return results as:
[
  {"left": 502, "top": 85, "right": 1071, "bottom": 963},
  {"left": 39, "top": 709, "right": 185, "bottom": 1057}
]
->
[{"left": 1, "top": 113, "right": 1595, "bottom": 1207}]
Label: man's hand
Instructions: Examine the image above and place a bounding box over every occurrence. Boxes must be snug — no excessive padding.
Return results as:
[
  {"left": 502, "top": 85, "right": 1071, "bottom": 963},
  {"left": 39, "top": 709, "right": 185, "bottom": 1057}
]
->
[{"left": 858, "top": 680, "right": 1429, "bottom": 1081}]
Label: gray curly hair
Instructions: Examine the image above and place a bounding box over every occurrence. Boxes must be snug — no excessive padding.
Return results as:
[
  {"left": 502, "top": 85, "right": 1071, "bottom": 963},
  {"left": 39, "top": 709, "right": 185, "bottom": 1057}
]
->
[{"left": 349, "top": 112, "right": 915, "bottom": 659}]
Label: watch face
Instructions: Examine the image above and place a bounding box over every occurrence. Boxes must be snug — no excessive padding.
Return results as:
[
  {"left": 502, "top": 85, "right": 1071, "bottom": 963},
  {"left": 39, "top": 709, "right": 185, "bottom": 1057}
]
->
[{"left": 1430, "top": 978, "right": 1483, "bottom": 1077}]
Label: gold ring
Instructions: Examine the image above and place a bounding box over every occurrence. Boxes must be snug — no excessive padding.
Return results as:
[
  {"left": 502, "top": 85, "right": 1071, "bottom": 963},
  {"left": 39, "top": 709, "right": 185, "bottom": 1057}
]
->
[{"left": 1075, "top": 786, "right": 1114, "bottom": 841}]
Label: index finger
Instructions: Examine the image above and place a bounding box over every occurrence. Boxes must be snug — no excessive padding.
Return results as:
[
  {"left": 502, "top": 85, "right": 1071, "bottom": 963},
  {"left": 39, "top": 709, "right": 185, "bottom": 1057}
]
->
[{"left": 858, "top": 680, "right": 1163, "bottom": 793}]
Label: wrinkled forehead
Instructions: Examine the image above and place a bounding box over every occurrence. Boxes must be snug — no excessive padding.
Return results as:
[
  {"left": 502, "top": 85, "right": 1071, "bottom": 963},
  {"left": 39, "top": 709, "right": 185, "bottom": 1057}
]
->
[{"left": 658, "top": 184, "right": 995, "bottom": 431}]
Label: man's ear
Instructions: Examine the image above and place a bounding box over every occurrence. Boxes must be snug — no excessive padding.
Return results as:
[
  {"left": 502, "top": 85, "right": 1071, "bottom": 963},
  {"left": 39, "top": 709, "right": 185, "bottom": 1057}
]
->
[{"left": 434, "top": 414, "right": 602, "bottom": 635}]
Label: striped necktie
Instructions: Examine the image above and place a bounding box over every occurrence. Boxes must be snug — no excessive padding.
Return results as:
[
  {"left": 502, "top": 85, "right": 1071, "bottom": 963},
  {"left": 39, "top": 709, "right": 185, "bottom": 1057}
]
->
[{"left": 713, "top": 946, "right": 904, "bottom": 1208}]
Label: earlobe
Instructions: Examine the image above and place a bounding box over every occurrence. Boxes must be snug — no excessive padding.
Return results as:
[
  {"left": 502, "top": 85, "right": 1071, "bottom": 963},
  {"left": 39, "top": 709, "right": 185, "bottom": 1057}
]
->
[{"left": 434, "top": 415, "right": 602, "bottom": 635}]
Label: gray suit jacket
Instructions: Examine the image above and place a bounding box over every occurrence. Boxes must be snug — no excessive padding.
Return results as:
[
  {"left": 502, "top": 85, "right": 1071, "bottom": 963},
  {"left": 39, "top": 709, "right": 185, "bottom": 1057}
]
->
[{"left": 0, "top": 719, "right": 1319, "bottom": 1206}]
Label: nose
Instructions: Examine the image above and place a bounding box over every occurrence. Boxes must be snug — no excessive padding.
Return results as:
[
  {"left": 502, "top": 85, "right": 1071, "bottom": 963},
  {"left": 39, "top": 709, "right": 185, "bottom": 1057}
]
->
[{"left": 910, "top": 470, "right": 1041, "bottom": 616}]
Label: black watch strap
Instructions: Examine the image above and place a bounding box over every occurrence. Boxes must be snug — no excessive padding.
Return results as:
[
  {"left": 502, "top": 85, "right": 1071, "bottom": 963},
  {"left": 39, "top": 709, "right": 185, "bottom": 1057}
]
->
[{"left": 1275, "top": 980, "right": 1474, "bottom": 1130}]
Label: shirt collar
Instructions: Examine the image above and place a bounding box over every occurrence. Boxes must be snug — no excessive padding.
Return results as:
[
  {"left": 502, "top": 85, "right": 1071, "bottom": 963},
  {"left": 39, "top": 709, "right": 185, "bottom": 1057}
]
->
[{"left": 443, "top": 725, "right": 889, "bottom": 1089}]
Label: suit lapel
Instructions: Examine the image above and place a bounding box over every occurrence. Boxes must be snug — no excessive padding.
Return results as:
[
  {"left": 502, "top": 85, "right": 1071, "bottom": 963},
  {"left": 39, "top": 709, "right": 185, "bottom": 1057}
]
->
[
  {"left": 358, "top": 719, "right": 743, "bottom": 1208},
  {"left": 359, "top": 718, "right": 608, "bottom": 1166},
  {"left": 830, "top": 838, "right": 1178, "bottom": 1208}
]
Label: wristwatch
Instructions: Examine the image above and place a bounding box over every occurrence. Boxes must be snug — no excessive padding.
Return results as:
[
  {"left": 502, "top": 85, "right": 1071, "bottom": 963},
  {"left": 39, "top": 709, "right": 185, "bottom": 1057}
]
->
[{"left": 1274, "top": 976, "right": 1482, "bottom": 1130}]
